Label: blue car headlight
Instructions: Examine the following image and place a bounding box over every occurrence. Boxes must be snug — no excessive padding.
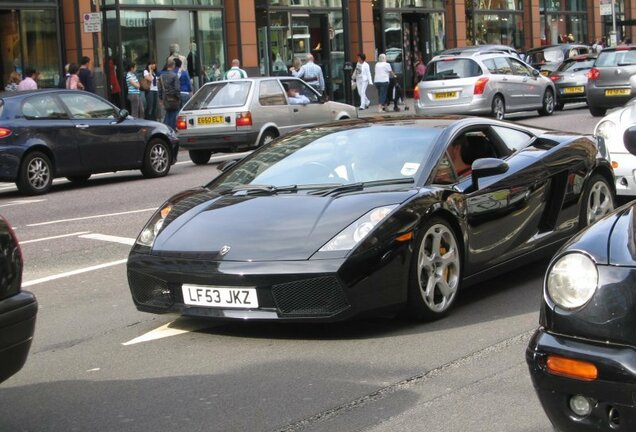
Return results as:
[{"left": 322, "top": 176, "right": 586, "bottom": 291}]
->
[{"left": 319, "top": 205, "right": 398, "bottom": 252}]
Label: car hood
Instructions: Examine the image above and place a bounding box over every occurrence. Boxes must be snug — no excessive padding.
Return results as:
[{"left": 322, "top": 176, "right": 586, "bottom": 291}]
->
[
  {"left": 608, "top": 203, "right": 636, "bottom": 266},
  {"left": 152, "top": 188, "right": 416, "bottom": 261}
]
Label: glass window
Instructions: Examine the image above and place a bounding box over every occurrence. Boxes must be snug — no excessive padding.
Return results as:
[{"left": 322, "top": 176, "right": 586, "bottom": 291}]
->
[
  {"left": 542, "top": 13, "right": 587, "bottom": 45},
  {"left": 118, "top": 0, "right": 222, "bottom": 5},
  {"left": 470, "top": 13, "right": 523, "bottom": 48},
  {"left": 432, "top": 152, "right": 456, "bottom": 185},
  {"left": 268, "top": 0, "right": 342, "bottom": 6},
  {"left": 259, "top": 80, "right": 286, "bottom": 106},
  {"left": 472, "top": 0, "right": 522, "bottom": 10},
  {"left": 58, "top": 93, "right": 118, "bottom": 119},
  {"left": 557, "top": 58, "right": 595, "bottom": 72},
  {"left": 19, "top": 10, "right": 60, "bottom": 88},
  {"left": 285, "top": 79, "right": 320, "bottom": 103},
  {"left": 385, "top": 0, "right": 444, "bottom": 8},
  {"left": 424, "top": 59, "right": 482, "bottom": 80},
  {"left": 596, "top": 50, "right": 636, "bottom": 67},
  {"left": 509, "top": 58, "right": 533, "bottom": 76},
  {"left": 483, "top": 57, "right": 512, "bottom": 74},
  {"left": 22, "top": 95, "right": 67, "bottom": 120},
  {"left": 492, "top": 126, "right": 532, "bottom": 154},
  {"left": 198, "top": 11, "right": 225, "bottom": 85},
  {"left": 184, "top": 81, "right": 251, "bottom": 110}
]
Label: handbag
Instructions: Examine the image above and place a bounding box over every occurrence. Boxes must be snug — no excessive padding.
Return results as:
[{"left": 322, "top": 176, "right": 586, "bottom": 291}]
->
[
  {"left": 351, "top": 80, "right": 357, "bottom": 91},
  {"left": 139, "top": 76, "right": 150, "bottom": 92}
]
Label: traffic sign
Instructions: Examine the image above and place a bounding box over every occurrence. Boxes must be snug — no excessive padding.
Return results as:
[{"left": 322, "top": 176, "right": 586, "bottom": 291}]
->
[{"left": 83, "top": 12, "right": 101, "bottom": 33}]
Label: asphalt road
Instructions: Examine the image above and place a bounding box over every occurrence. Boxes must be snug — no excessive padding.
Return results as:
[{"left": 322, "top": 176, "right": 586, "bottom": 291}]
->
[{"left": 0, "top": 104, "right": 599, "bottom": 432}]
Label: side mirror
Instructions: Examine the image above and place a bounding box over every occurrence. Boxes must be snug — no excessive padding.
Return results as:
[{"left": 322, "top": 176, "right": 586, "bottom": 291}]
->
[
  {"left": 470, "top": 158, "right": 509, "bottom": 189},
  {"left": 217, "top": 158, "right": 240, "bottom": 172},
  {"left": 532, "top": 69, "right": 540, "bottom": 78},
  {"left": 117, "top": 109, "right": 129, "bottom": 123},
  {"left": 624, "top": 125, "right": 636, "bottom": 156}
]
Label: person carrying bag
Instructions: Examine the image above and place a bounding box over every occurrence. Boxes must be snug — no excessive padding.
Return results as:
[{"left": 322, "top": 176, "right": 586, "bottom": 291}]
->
[{"left": 159, "top": 60, "right": 181, "bottom": 129}]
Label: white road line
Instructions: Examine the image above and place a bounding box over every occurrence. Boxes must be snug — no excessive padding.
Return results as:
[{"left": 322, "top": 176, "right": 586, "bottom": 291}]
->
[
  {"left": 27, "top": 208, "right": 156, "bottom": 227},
  {"left": 79, "top": 233, "right": 135, "bottom": 246},
  {"left": 123, "top": 320, "right": 209, "bottom": 346},
  {"left": 22, "top": 258, "right": 127, "bottom": 288},
  {"left": 0, "top": 199, "right": 47, "bottom": 208},
  {"left": 20, "top": 231, "right": 91, "bottom": 244}
]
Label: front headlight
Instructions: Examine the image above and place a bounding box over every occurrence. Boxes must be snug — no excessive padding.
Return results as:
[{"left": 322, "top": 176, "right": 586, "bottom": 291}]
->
[
  {"left": 546, "top": 252, "right": 598, "bottom": 309},
  {"left": 136, "top": 204, "right": 173, "bottom": 247},
  {"left": 319, "top": 205, "right": 398, "bottom": 252},
  {"left": 595, "top": 120, "right": 617, "bottom": 143}
]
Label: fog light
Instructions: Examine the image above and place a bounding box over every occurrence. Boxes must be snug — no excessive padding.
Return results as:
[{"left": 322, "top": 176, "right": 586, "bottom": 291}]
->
[{"left": 569, "top": 395, "right": 594, "bottom": 417}]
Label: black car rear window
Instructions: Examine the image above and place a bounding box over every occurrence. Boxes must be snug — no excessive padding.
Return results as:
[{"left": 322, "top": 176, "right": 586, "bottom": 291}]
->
[
  {"left": 557, "top": 58, "right": 595, "bottom": 72},
  {"left": 423, "top": 59, "right": 482, "bottom": 81},
  {"left": 528, "top": 47, "right": 564, "bottom": 64},
  {"left": 596, "top": 49, "right": 636, "bottom": 66},
  {"left": 184, "top": 81, "right": 251, "bottom": 110}
]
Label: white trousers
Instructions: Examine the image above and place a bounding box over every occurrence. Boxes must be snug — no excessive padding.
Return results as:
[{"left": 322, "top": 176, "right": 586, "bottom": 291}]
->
[{"left": 357, "top": 79, "right": 369, "bottom": 108}]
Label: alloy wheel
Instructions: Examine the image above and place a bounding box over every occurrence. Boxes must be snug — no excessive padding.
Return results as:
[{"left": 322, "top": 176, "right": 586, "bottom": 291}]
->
[
  {"left": 150, "top": 143, "right": 168, "bottom": 174},
  {"left": 586, "top": 180, "right": 613, "bottom": 225},
  {"left": 493, "top": 97, "right": 505, "bottom": 120},
  {"left": 544, "top": 91, "right": 554, "bottom": 114},
  {"left": 27, "top": 157, "right": 51, "bottom": 191}
]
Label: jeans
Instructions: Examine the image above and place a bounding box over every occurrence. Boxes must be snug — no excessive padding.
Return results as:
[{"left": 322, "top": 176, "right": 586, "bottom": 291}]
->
[
  {"left": 145, "top": 90, "right": 158, "bottom": 121},
  {"left": 376, "top": 81, "right": 389, "bottom": 106},
  {"left": 164, "top": 109, "right": 178, "bottom": 130},
  {"left": 180, "top": 92, "right": 191, "bottom": 108},
  {"left": 128, "top": 93, "right": 144, "bottom": 118}
]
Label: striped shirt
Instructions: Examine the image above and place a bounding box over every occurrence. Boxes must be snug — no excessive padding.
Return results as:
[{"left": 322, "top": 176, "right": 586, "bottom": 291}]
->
[
  {"left": 292, "top": 61, "right": 325, "bottom": 91},
  {"left": 126, "top": 72, "right": 140, "bottom": 95}
]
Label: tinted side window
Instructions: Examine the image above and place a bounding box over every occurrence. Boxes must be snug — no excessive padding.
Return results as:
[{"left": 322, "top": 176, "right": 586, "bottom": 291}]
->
[
  {"left": 431, "top": 152, "right": 456, "bottom": 184},
  {"left": 510, "top": 58, "right": 533, "bottom": 76},
  {"left": 492, "top": 126, "right": 532, "bottom": 154},
  {"left": 483, "top": 59, "right": 497, "bottom": 74},
  {"left": 259, "top": 80, "right": 286, "bottom": 106},
  {"left": 22, "top": 95, "right": 68, "bottom": 120},
  {"left": 58, "top": 93, "right": 117, "bottom": 119},
  {"left": 493, "top": 57, "right": 513, "bottom": 74}
]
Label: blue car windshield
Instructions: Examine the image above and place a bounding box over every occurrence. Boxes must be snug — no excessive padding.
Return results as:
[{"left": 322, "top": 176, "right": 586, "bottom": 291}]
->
[{"left": 209, "top": 124, "right": 445, "bottom": 190}]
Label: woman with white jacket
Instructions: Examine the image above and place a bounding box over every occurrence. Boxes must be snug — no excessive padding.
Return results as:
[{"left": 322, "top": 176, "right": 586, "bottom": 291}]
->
[{"left": 354, "top": 53, "right": 373, "bottom": 110}]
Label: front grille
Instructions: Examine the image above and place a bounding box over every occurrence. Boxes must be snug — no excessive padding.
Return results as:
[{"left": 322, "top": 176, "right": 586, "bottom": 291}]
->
[
  {"left": 128, "top": 270, "right": 174, "bottom": 309},
  {"left": 271, "top": 276, "right": 349, "bottom": 317}
]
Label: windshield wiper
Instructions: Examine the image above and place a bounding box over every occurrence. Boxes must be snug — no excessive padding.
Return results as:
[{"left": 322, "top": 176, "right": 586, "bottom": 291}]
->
[
  {"left": 212, "top": 184, "right": 299, "bottom": 196},
  {"left": 618, "top": 62, "right": 636, "bottom": 66},
  {"left": 309, "top": 178, "right": 415, "bottom": 196}
]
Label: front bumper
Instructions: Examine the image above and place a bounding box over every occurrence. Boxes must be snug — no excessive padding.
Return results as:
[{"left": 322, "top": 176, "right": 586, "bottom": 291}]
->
[
  {"left": 610, "top": 152, "right": 636, "bottom": 196},
  {"left": 0, "top": 291, "right": 37, "bottom": 383},
  {"left": 178, "top": 130, "right": 259, "bottom": 152},
  {"left": 127, "top": 249, "right": 408, "bottom": 322},
  {"left": 526, "top": 329, "right": 636, "bottom": 431},
  {"left": 413, "top": 96, "right": 491, "bottom": 116}
]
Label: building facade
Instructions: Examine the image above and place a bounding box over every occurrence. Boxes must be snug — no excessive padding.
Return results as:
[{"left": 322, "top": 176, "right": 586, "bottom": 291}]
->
[{"left": 1, "top": 0, "right": 633, "bottom": 103}]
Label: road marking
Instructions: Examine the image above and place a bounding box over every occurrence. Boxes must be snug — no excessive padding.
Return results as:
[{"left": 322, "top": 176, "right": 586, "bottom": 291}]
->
[
  {"left": 22, "top": 258, "right": 127, "bottom": 288},
  {"left": 79, "top": 233, "right": 135, "bottom": 246},
  {"left": 27, "top": 208, "right": 156, "bottom": 227},
  {"left": 0, "top": 199, "right": 47, "bottom": 208},
  {"left": 20, "top": 231, "right": 91, "bottom": 244},
  {"left": 122, "top": 319, "right": 209, "bottom": 346}
]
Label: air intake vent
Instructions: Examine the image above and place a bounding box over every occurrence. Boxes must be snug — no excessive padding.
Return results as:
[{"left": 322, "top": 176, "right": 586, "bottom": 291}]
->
[
  {"left": 128, "top": 271, "right": 174, "bottom": 309},
  {"left": 271, "top": 276, "right": 349, "bottom": 317}
]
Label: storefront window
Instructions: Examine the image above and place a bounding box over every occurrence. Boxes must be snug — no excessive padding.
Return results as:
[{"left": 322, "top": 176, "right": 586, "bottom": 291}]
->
[
  {"left": 384, "top": 0, "right": 444, "bottom": 8},
  {"left": 541, "top": 13, "right": 586, "bottom": 44},
  {"left": 115, "top": 0, "right": 222, "bottom": 5},
  {"left": 267, "top": 0, "right": 342, "bottom": 6},
  {"left": 469, "top": 0, "right": 522, "bottom": 11},
  {"left": 197, "top": 10, "right": 225, "bottom": 85},
  {"left": 14, "top": 9, "right": 60, "bottom": 88},
  {"left": 540, "top": 0, "right": 586, "bottom": 11},
  {"left": 469, "top": 13, "right": 523, "bottom": 48}
]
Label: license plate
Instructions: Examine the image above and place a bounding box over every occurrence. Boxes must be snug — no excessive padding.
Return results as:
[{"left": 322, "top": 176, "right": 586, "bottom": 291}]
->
[
  {"left": 605, "top": 88, "right": 631, "bottom": 96},
  {"left": 182, "top": 284, "right": 258, "bottom": 308},
  {"left": 564, "top": 86, "right": 584, "bottom": 94},
  {"left": 434, "top": 91, "right": 457, "bottom": 100},
  {"left": 197, "top": 115, "right": 224, "bottom": 125}
]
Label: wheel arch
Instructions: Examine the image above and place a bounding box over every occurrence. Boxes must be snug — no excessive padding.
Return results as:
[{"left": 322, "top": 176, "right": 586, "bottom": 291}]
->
[
  {"left": 146, "top": 134, "right": 172, "bottom": 159},
  {"left": 20, "top": 145, "right": 56, "bottom": 177},
  {"left": 591, "top": 164, "right": 616, "bottom": 198},
  {"left": 255, "top": 125, "right": 280, "bottom": 146}
]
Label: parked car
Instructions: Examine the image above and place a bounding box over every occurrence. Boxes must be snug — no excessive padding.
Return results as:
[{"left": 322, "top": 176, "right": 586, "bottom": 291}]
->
[
  {"left": 548, "top": 54, "right": 596, "bottom": 110},
  {"left": 526, "top": 44, "right": 591, "bottom": 76},
  {"left": 127, "top": 116, "right": 613, "bottom": 323},
  {"left": 526, "top": 126, "right": 636, "bottom": 432},
  {"left": 594, "top": 97, "right": 636, "bottom": 197},
  {"left": 176, "top": 77, "right": 357, "bottom": 165},
  {"left": 0, "top": 89, "right": 179, "bottom": 195},
  {"left": 440, "top": 44, "right": 521, "bottom": 59},
  {"left": 586, "top": 46, "right": 636, "bottom": 117},
  {"left": 414, "top": 52, "right": 556, "bottom": 119},
  {"left": 0, "top": 215, "right": 37, "bottom": 384}
]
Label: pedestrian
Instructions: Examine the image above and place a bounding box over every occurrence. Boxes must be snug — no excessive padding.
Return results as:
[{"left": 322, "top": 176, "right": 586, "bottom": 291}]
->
[
  {"left": 224, "top": 58, "right": 248, "bottom": 80},
  {"left": 374, "top": 53, "right": 394, "bottom": 112},
  {"left": 290, "top": 53, "right": 325, "bottom": 94},
  {"left": 174, "top": 58, "right": 193, "bottom": 107},
  {"left": 4, "top": 71, "right": 21, "bottom": 92},
  {"left": 144, "top": 60, "right": 159, "bottom": 121},
  {"left": 66, "top": 63, "right": 84, "bottom": 90},
  {"left": 158, "top": 59, "right": 181, "bottom": 129},
  {"left": 354, "top": 53, "right": 372, "bottom": 110},
  {"left": 78, "top": 56, "right": 95, "bottom": 93},
  {"left": 17, "top": 67, "right": 38, "bottom": 91},
  {"left": 125, "top": 60, "right": 144, "bottom": 118}
]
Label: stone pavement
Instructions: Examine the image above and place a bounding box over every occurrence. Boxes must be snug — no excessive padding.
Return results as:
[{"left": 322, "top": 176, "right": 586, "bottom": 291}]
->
[{"left": 354, "top": 97, "right": 416, "bottom": 119}]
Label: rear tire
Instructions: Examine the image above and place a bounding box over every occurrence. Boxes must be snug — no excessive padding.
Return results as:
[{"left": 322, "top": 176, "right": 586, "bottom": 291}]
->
[
  {"left": 538, "top": 89, "right": 555, "bottom": 116},
  {"left": 579, "top": 174, "right": 614, "bottom": 229},
  {"left": 141, "top": 138, "right": 171, "bottom": 178},
  {"left": 589, "top": 106, "right": 607, "bottom": 117},
  {"left": 17, "top": 151, "right": 53, "bottom": 195},
  {"left": 258, "top": 129, "right": 277, "bottom": 147},
  {"left": 491, "top": 95, "right": 505, "bottom": 120},
  {"left": 189, "top": 150, "right": 212, "bottom": 165}
]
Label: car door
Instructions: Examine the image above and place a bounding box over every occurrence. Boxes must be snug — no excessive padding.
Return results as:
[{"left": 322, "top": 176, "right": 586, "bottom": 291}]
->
[
  {"left": 57, "top": 92, "right": 144, "bottom": 172},
  {"left": 281, "top": 78, "right": 328, "bottom": 128},
  {"left": 440, "top": 126, "right": 548, "bottom": 275},
  {"left": 488, "top": 57, "right": 520, "bottom": 110},
  {"left": 509, "top": 58, "right": 543, "bottom": 109},
  {"left": 256, "top": 79, "right": 293, "bottom": 136}
]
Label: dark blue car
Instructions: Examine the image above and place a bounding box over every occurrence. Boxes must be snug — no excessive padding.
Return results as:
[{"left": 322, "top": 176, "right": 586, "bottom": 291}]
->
[{"left": 0, "top": 89, "right": 179, "bottom": 195}]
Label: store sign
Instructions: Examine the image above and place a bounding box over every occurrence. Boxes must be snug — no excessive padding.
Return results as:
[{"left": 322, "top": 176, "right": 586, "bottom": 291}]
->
[
  {"left": 83, "top": 12, "right": 101, "bottom": 33},
  {"left": 600, "top": 0, "right": 612, "bottom": 16}
]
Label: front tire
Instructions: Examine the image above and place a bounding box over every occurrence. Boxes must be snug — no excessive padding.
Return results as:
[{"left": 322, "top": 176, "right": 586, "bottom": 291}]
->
[
  {"left": 538, "top": 89, "right": 555, "bottom": 116},
  {"left": 491, "top": 95, "right": 505, "bottom": 120},
  {"left": 407, "top": 217, "right": 462, "bottom": 321},
  {"left": 589, "top": 106, "right": 607, "bottom": 117},
  {"left": 579, "top": 174, "right": 614, "bottom": 229},
  {"left": 17, "top": 151, "right": 53, "bottom": 195},
  {"left": 141, "top": 138, "right": 171, "bottom": 178}
]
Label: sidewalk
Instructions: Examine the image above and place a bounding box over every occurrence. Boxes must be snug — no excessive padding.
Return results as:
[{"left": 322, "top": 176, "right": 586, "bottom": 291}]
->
[{"left": 355, "top": 97, "right": 416, "bottom": 118}]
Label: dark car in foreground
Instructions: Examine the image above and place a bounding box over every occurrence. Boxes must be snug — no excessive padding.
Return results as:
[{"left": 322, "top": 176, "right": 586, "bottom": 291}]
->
[
  {"left": 526, "top": 126, "right": 636, "bottom": 431},
  {"left": 526, "top": 44, "right": 591, "bottom": 76},
  {"left": 0, "top": 216, "right": 37, "bottom": 383},
  {"left": 586, "top": 46, "right": 636, "bottom": 117},
  {"left": 0, "top": 89, "right": 179, "bottom": 195},
  {"left": 548, "top": 54, "right": 596, "bottom": 110},
  {"left": 127, "top": 116, "right": 614, "bottom": 323}
]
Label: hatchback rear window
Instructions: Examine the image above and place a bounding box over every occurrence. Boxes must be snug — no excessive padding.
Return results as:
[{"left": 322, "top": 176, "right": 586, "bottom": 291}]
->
[
  {"left": 423, "top": 59, "right": 482, "bottom": 81},
  {"left": 596, "top": 49, "right": 636, "bottom": 67},
  {"left": 556, "top": 58, "right": 595, "bottom": 72},
  {"left": 184, "top": 81, "right": 251, "bottom": 110}
]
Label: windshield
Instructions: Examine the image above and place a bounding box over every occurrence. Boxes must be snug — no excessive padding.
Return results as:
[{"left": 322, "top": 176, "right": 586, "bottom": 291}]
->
[
  {"left": 528, "top": 47, "right": 564, "bottom": 64},
  {"left": 208, "top": 125, "right": 445, "bottom": 190},
  {"left": 596, "top": 49, "right": 636, "bottom": 66},
  {"left": 557, "top": 58, "right": 595, "bottom": 72},
  {"left": 183, "top": 81, "right": 251, "bottom": 110},
  {"left": 423, "top": 59, "right": 482, "bottom": 81}
]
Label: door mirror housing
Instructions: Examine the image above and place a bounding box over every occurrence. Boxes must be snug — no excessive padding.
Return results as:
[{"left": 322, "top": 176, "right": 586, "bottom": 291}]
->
[
  {"left": 117, "top": 109, "right": 129, "bottom": 123},
  {"left": 624, "top": 125, "right": 636, "bottom": 156},
  {"left": 532, "top": 69, "right": 540, "bottom": 78},
  {"left": 217, "top": 158, "right": 241, "bottom": 172},
  {"left": 470, "top": 158, "right": 509, "bottom": 190}
]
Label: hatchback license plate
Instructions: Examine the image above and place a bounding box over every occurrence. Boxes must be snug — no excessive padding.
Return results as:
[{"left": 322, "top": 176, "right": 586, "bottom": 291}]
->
[
  {"left": 605, "top": 88, "right": 631, "bottom": 96},
  {"left": 182, "top": 285, "right": 258, "bottom": 308},
  {"left": 434, "top": 91, "right": 457, "bottom": 100},
  {"left": 564, "top": 86, "right": 584, "bottom": 94},
  {"left": 197, "top": 115, "right": 224, "bottom": 125}
]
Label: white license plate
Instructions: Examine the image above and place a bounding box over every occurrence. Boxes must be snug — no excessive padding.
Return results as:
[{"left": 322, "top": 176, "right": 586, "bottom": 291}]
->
[{"left": 182, "top": 284, "right": 258, "bottom": 308}]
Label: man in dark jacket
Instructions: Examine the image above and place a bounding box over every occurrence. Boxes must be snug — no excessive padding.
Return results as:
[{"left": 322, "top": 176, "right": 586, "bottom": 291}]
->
[
  {"left": 78, "top": 56, "right": 95, "bottom": 93},
  {"left": 158, "top": 59, "right": 180, "bottom": 129}
]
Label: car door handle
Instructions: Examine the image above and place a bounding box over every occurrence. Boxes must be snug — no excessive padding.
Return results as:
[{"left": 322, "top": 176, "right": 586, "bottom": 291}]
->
[{"left": 75, "top": 124, "right": 90, "bottom": 129}]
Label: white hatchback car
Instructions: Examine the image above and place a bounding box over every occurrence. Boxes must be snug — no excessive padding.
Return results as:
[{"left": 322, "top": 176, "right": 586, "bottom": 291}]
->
[
  {"left": 176, "top": 77, "right": 357, "bottom": 165},
  {"left": 595, "top": 98, "right": 636, "bottom": 197}
]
